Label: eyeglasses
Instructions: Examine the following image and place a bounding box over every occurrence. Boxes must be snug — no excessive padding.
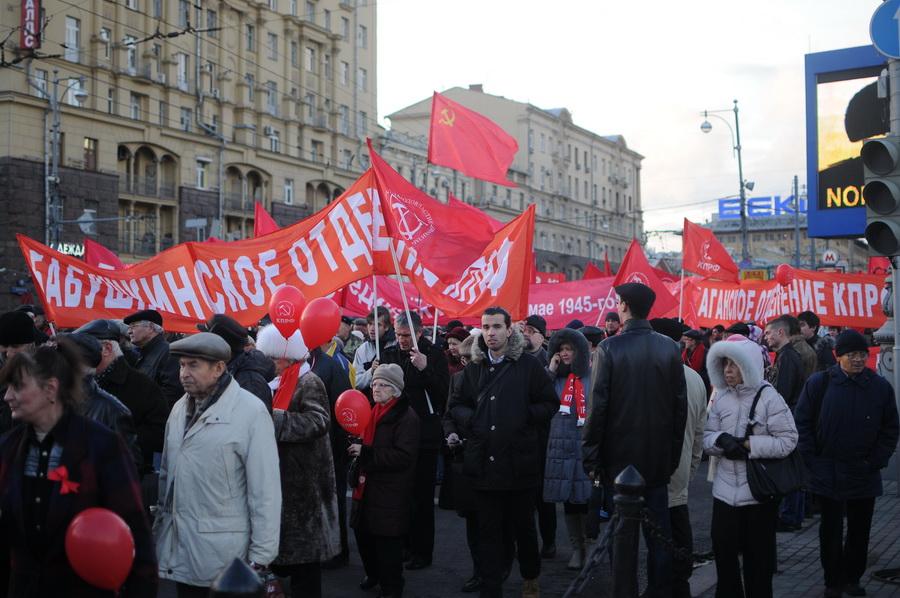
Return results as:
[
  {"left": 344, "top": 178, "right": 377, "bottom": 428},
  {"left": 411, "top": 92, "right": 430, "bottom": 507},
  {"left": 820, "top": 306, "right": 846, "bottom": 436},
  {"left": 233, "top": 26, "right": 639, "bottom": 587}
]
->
[{"left": 844, "top": 351, "right": 868, "bottom": 361}]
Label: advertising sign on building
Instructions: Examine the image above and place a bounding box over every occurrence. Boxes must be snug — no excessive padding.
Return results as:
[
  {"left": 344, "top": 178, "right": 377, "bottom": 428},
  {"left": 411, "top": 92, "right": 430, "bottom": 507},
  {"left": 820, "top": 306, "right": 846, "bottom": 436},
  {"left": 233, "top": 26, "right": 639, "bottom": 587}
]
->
[
  {"left": 20, "top": 0, "right": 41, "bottom": 50},
  {"left": 718, "top": 196, "right": 807, "bottom": 220}
]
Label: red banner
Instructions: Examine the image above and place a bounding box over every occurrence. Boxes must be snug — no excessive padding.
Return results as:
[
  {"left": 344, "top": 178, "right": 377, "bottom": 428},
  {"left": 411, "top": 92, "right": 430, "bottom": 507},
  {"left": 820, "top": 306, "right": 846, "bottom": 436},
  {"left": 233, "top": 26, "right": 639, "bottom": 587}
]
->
[{"left": 528, "top": 277, "right": 618, "bottom": 330}]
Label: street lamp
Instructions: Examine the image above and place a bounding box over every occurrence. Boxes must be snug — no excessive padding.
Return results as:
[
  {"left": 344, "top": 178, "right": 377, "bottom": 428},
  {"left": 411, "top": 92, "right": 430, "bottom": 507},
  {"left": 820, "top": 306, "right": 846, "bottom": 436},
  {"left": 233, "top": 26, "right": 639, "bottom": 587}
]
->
[{"left": 700, "top": 99, "right": 752, "bottom": 266}]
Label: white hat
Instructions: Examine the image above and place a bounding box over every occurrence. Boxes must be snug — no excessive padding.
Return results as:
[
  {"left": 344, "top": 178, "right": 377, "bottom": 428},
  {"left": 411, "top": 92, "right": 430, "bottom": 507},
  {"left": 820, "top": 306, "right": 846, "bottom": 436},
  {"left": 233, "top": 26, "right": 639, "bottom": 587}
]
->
[{"left": 256, "top": 324, "right": 309, "bottom": 362}]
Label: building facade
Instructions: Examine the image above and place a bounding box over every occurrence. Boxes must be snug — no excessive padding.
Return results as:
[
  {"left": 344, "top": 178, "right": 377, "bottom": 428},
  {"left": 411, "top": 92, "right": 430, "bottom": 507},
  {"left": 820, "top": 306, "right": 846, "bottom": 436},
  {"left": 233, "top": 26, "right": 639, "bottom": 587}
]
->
[
  {"left": 382, "top": 85, "right": 644, "bottom": 280},
  {"left": 0, "top": 0, "right": 377, "bottom": 310}
]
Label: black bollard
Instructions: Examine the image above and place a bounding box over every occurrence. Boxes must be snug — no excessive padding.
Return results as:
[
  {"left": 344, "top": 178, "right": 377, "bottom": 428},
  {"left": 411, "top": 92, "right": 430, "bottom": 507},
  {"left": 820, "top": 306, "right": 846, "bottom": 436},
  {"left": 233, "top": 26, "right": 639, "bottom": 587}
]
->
[
  {"left": 611, "top": 465, "right": 645, "bottom": 598},
  {"left": 209, "top": 558, "right": 264, "bottom": 598}
]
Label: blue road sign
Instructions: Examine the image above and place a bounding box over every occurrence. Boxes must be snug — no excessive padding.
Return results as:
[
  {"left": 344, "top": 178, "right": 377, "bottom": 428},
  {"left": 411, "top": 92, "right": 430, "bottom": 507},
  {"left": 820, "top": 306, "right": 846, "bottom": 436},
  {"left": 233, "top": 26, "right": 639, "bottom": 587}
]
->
[{"left": 871, "top": 0, "right": 900, "bottom": 59}]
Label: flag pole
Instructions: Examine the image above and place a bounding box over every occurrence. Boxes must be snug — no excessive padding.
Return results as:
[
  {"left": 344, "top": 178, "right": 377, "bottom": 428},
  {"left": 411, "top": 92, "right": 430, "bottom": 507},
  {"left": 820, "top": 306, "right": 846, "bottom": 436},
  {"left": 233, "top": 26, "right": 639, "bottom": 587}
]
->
[
  {"left": 678, "top": 267, "right": 685, "bottom": 323},
  {"left": 388, "top": 240, "right": 419, "bottom": 353},
  {"left": 370, "top": 192, "right": 380, "bottom": 358},
  {"left": 431, "top": 309, "right": 439, "bottom": 344}
]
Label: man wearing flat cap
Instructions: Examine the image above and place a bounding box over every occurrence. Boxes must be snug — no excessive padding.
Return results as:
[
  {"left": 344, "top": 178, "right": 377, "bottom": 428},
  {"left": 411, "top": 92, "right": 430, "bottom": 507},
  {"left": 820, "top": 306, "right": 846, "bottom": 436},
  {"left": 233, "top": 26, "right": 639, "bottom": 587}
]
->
[
  {"left": 204, "top": 314, "right": 275, "bottom": 411},
  {"left": 583, "top": 282, "right": 687, "bottom": 598},
  {"left": 125, "top": 309, "right": 184, "bottom": 408},
  {"left": 154, "top": 332, "right": 281, "bottom": 595},
  {"left": 338, "top": 314, "right": 363, "bottom": 360}
]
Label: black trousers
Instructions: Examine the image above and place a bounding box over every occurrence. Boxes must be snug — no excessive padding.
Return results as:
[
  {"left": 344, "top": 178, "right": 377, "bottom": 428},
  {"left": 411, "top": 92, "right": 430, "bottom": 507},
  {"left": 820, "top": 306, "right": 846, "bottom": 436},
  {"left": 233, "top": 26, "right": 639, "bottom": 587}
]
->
[
  {"left": 536, "top": 491, "right": 557, "bottom": 547},
  {"left": 817, "top": 495, "right": 876, "bottom": 589},
  {"left": 271, "top": 562, "right": 323, "bottom": 598},
  {"left": 331, "top": 443, "right": 349, "bottom": 557},
  {"left": 670, "top": 504, "right": 694, "bottom": 598},
  {"left": 175, "top": 582, "right": 209, "bottom": 598},
  {"left": 711, "top": 499, "right": 778, "bottom": 598},
  {"left": 355, "top": 529, "right": 404, "bottom": 594},
  {"left": 476, "top": 488, "right": 540, "bottom": 597},
  {"left": 408, "top": 448, "right": 438, "bottom": 560},
  {"left": 462, "top": 510, "right": 516, "bottom": 579}
]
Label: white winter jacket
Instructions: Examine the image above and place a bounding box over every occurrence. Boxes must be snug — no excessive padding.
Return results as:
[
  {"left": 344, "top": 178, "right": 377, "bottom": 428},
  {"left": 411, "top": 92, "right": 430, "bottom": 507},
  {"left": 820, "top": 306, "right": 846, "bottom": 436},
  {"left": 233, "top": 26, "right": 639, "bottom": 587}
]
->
[
  {"left": 154, "top": 377, "right": 282, "bottom": 586},
  {"left": 703, "top": 336, "right": 798, "bottom": 507}
]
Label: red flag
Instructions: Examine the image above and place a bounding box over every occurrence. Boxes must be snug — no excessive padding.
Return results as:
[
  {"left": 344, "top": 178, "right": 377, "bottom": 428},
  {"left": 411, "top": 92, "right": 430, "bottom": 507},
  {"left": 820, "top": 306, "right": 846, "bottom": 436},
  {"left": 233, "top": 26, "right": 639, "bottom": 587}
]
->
[
  {"left": 604, "top": 251, "right": 613, "bottom": 276},
  {"left": 427, "top": 92, "right": 519, "bottom": 187},
  {"left": 583, "top": 262, "right": 607, "bottom": 280},
  {"left": 869, "top": 256, "right": 891, "bottom": 275},
  {"left": 682, "top": 218, "right": 739, "bottom": 282},
  {"left": 368, "top": 140, "right": 497, "bottom": 283},
  {"left": 254, "top": 202, "right": 280, "bottom": 237},
  {"left": 83, "top": 238, "right": 126, "bottom": 270},
  {"left": 447, "top": 193, "right": 504, "bottom": 232},
  {"left": 613, "top": 239, "right": 678, "bottom": 318}
]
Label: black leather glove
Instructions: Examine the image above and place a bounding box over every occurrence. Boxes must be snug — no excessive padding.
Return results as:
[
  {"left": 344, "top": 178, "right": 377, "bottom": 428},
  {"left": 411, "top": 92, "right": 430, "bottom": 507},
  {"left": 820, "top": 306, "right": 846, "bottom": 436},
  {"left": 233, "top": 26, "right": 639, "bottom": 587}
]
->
[{"left": 716, "top": 433, "right": 749, "bottom": 460}]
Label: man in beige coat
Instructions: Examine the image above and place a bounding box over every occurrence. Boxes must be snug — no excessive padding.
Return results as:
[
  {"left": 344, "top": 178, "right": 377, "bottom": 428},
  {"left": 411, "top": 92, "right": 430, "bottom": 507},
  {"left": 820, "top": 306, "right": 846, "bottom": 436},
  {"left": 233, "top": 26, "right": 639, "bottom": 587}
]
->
[{"left": 153, "top": 332, "right": 282, "bottom": 597}]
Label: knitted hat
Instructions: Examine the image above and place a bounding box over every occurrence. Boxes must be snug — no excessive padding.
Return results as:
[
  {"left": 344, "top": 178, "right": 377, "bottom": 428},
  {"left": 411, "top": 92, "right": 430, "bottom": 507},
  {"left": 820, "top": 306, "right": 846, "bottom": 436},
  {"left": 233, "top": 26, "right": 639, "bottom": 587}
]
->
[
  {"left": 835, "top": 329, "right": 868, "bottom": 357},
  {"left": 373, "top": 363, "right": 405, "bottom": 395},
  {"left": 446, "top": 326, "right": 469, "bottom": 342},
  {"left": 0, "top": 311, "right": 37, "bottom": 346},
  {"left": 256, "top": 324, "right": 309, "bottom": 362},
  {"left": 524, "top": 314, "right": 547, "bottom": 337}
]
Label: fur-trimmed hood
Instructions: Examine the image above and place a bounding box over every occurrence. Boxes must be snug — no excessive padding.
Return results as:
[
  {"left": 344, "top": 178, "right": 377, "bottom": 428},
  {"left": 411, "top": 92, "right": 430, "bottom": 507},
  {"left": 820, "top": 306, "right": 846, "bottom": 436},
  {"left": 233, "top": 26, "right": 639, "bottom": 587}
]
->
[
  {"left": 256, "top": 324, "right": 309, "bottom": 362},
  {"left": 547, "top": 327, "right": 591, "bottom": 378},
  {"left": 471, "top": 327, "right": 526, "bottom": 363},
  {"left": 706, "top": 335, "right": 764, "bottom": 390}
]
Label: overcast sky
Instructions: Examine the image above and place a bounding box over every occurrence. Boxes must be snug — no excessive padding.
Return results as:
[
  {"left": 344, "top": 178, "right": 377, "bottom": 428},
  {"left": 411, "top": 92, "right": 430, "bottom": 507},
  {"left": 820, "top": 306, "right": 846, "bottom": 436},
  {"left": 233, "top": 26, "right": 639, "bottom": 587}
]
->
[{"left": 376, "top": 0, "right": 880, "bottom": 250}]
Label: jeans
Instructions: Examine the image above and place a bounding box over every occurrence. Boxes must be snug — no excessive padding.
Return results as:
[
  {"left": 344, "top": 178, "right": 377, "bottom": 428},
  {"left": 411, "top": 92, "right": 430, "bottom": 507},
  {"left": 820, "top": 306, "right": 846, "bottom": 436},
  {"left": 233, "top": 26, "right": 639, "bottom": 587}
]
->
[
  {"left": 817, "top": 495, "right": 876, "bottom": 589},
  {"left": 778, "top": 489, "right": 805, "bottom": 527},
  {"left": 475, "top": 488, "right": 541, "bottom": 598}
]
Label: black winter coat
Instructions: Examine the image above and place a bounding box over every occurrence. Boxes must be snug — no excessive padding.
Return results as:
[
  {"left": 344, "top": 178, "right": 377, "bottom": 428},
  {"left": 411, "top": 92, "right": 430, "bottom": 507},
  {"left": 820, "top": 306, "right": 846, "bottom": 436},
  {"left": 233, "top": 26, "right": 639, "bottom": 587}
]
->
[
  {"left": 351, "top": 398, "right": 420, "bottom": 537},
  {"left": 447, "top": 329, "right": 558, "bottom": 492},
  {"left": 381, "top": 337, "right": 449, "bottom": 450},
  {"left": 96, "top": 357, "right": 169, "bottom": 473},
  {"left": 82, "top": 376, "right": 143, "bottom": 472},
  {"left": 795, "top": 366, "right": 900, "bottom": 500},
  {"left": 135, "top": 334, "right": 183, "bottom": 408},
  {"left": 310, "top": 348, "right": 353, "bottom": 455},
  {"left": 228, "top": 349, "right": 275, "bottom": 412},
  {"left": 767, "top": 343, "right": 805, "bottom": 409},
  {"left": 582, "top": 319, "right": 687, "bottom": 488},
  {"left": 806, "top": 335, "right": 837, "bottom": 372}
]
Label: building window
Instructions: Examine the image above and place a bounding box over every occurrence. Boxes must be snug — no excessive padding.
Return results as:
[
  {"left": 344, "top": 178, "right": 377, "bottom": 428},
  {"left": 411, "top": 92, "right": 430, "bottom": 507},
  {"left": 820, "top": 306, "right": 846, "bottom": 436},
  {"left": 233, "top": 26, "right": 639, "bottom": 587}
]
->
[
  {"left": 159, "top": 101, "right": 168, "bottom": 126},
  {"left": 305, "top": 1, "right": 314, "bottom": 21},
  {"left": 129, "top": 92, "right": 141, "bottom": 119},
  {"left": 267, "top": 33, "right": 278, "bottom": 60},
  {"left": 311, "top": 140, "right": 323, "bottom": 162},
  {"left": 289, "top": 0, "right": 296, "bottom": 16},
  {"left": 290, "top": 41, "right": 298, "bottom": 67},
  {"left": 178, "top": 0, "right": 190, "bottom": 27},
  {"left": 304, "top": 92, "right": 315, "bottom": 121},
  {"left": 323, "top": 9, "right": 331, "bottom": 30},
  {"left": 175, "top": 53, "right": 189, "bottom": 91},
  {"left": 268, "top": 0, "right": 277, "bottom": 10},
  {"left": 357, "top": 67, "right": 367, "bottom": 91},
  {"left": 245, "top": 74, "right": 255, "bottom": 102},
  {"left": 357, "top": 24, "right": 367, "bottom": 48},
  {"left": 34, "top": 69, "right": 48, "bottom": 98},
  {"left": 66, "top": 78, "right": 85, "bottom": 106},
  {"left": 357, "top": 110, "right": 367, "bottom": 137},
  {"left": 340, "top": 16, "right": 349, "bottom": 39},
  {"left": 269, "top": 131, "right": 280, "bottom": 153},
  {"left": 100, "top": 28, "right": 111, "bottom": 59},
  {"left": 151, "top": 0, "right": 161, "bottom": 17},
  {"left": 83, "top": 138, "right": 97, "bottom": 170},
  {"left": 341, "top": 149, "right": 352, "bottom": 169},
  {"left": 206, "top": 10, "right": 217, "bottom": 36},
  {"left": 323, "top": 54, "right": 331, "bottom": 79},
  {"left": 125, "top": 0, "right": 138, "bottom": 10},
  {"left": 284, "top": 179, "right": 294, "bottom": 204},
  {"left": 304, "top": 47, "right": 315, "bottom": 72},
  {"left": 338, "top": 104, "right": 349, "bottom": 135},
  {"left": 180, "top": 107, "right": 192, "bottom": 132},
  {"left": 339, "top": 61, "right": 349, "bottom": 86},
  {"left": 65, "top": 17, "right": 80, "bottom": 62},
  {"left": 106, "top": 87, "right": 115, "bottom": 113},
  {"left": 266, "top": 81, "right": 278, "bottom": 115},
  {"left": 124, "top": 35, "right": 137, "bottom": 74},
  {"left": 246, "top": 24, "right": 256, "bottom": 52},
  {"left": 196, "top": 160, "right": 209, "bottom": 189}
]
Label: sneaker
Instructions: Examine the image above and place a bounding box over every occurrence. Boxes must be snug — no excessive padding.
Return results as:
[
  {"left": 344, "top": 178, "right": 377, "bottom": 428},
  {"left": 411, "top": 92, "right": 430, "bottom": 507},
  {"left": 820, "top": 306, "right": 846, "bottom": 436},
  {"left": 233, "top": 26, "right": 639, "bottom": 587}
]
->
[
  {"left": 844, "top": 584, "right": 867, "bottom": 596},
  {"left": 522, "top": 577, "right": 540, "bottom": 598}
]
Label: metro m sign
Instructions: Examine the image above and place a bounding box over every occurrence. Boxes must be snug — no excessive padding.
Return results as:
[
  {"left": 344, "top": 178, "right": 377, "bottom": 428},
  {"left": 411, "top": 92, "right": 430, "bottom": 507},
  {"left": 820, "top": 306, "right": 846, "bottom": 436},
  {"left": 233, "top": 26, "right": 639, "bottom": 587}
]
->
[{"left": 20, "top": 0, "right": 41, "bottom": 50}]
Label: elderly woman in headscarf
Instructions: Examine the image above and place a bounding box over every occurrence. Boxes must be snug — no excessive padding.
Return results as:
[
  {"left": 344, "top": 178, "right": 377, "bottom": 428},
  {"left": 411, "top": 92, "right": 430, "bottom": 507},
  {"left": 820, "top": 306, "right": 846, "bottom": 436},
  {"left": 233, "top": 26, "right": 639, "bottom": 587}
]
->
[
  {"left": 348, "top": 364, "right": 419, "bottom": 598},
  {"left": 257, "top": 324, "right": 340, "bottom": 598}
]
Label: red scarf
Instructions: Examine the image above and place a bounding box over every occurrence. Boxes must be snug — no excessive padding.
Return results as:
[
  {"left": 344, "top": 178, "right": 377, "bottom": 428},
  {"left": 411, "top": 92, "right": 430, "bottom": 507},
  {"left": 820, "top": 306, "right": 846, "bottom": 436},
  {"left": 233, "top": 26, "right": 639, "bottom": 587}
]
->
[
  {"left": 273, "top": 362, "right": 303, "bottom": 411},
  {"left": 559, "top": 374, "right": 586, "bottom": 426},
  {"left": 352, "top": 398, "right": 397, "bottom": 501}
]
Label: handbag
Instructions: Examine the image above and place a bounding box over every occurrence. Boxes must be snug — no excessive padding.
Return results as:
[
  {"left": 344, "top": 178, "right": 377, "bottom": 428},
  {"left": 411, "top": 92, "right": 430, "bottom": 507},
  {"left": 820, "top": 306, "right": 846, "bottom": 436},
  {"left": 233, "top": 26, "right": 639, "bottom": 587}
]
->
[{"left": 744, "top": 384, "right": 805, "bottom": 503}]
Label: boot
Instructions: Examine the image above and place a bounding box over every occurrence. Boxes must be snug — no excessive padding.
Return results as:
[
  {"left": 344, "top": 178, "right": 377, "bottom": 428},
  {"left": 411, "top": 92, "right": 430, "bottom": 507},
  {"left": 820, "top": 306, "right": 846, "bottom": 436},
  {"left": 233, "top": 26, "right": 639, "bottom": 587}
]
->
[
  {"left": 565, "top": 513, "right": 586, "bottom": 570},
  {"left": 521, "top": 577, "right": 540, "bottom": 598}
]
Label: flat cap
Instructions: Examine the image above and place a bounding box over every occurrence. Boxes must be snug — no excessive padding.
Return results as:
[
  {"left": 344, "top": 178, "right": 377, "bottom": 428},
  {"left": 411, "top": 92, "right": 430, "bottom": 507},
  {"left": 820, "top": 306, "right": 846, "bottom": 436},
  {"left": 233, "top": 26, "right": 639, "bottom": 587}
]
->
[
  {"left": 723, "top": 322, "right": 751, "bottom": 337},
  {"left": 170, "top": 332, "right": 232, "bottom": 363},
  {"left": 649, "top": 318, "right": 687, "bottom": 343},
  {"left": 683, "top": 329, "right": 703, "bottom": 341},
  {"left": 123, "top": 309, "right": 163, "bottom": 327},
  {"left": 614, "top": 282, "right": 656, "bottom": 317},
  {"left": 0, "top": 311, "right": 37, "bottom": 346},
  {"left": 566, "top": 319, "right": 585, "bottom": 330},
  {"left": 75, "top": 319, "right": 122, "bottom": 341},
  {"left": 341, "top": 315, "right": 354, "bottom": 326},
  {"left": 580, "top": 325, "right": 605, "bottom": 346},
  {"left": 353, "top": 318, "right": 367, "bottom": 326},
  {"left": 64, "top": 332, "right": 102, "bottom": 368}
]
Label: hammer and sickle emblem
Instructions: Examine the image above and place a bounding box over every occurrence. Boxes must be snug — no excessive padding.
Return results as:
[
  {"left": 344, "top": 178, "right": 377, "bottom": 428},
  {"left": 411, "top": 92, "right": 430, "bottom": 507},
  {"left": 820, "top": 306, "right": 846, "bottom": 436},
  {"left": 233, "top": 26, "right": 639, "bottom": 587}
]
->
[{"left": 439, "top": 108, "right": 455, "bottom": 127}]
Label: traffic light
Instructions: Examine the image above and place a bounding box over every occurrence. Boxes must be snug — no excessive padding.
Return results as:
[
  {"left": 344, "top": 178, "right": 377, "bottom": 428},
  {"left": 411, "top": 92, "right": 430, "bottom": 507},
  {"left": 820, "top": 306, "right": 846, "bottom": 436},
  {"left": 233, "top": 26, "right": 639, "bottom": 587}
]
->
[{"left": 862, "top": 136, "right": 900, "bottom": 256}]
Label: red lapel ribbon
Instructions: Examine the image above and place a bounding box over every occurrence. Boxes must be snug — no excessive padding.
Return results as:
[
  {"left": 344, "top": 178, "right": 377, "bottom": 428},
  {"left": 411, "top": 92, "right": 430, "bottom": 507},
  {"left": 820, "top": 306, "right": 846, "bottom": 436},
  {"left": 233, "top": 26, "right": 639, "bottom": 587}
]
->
[{"left": 47, "top": 465, "right": 80, "bottom": 495}]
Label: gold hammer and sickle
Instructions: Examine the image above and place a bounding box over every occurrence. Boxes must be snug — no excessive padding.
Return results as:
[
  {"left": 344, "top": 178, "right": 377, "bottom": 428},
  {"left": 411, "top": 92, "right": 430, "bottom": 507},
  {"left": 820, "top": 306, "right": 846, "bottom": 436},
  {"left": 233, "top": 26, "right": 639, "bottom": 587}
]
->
[{"left": 439, "top": 108, "right": 455, "bottom": 127}]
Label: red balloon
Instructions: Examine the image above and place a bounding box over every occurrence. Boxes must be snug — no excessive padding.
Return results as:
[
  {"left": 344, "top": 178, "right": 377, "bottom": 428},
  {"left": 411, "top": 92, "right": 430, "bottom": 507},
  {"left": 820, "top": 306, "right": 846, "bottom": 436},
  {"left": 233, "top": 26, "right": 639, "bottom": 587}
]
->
[
  {"left": 335, "top": 389, "right": 372, "bottom": 435},
  {"left": 268, "top": 285, "right": 307, "bottom": 338},
  {"left": 65, "top": 507, "right": 135, "bottom": 590},
  {"left": 775, "top": 264, "right": 794, "bottom": 287},
  {"left": 299, "top": 297, "right": 342, "bottom": 349}
]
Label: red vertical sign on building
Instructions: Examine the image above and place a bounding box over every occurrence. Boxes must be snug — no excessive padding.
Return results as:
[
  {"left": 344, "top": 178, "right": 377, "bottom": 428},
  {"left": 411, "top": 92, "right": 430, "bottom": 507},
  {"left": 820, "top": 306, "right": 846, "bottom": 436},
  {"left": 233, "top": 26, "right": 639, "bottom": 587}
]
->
[{"left": 20, "top": 0, "right": 41, "bottom": 50}]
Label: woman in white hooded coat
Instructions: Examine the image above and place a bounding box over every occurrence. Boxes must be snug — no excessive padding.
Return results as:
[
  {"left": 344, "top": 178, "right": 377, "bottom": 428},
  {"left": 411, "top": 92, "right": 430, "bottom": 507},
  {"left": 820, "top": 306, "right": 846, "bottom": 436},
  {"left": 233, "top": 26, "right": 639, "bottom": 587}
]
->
[{"left": 703, "top": 334, "right": 798, "bottom": 598}]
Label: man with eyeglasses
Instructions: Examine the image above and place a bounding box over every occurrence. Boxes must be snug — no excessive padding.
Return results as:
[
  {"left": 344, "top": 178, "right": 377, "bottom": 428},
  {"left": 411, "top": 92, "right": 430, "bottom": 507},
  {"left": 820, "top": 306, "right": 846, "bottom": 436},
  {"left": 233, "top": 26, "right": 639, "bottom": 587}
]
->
[
  {"left": 124, "top": 309, "right": 184, "bottom": 408},
  {"left": 794, "top": 329, "right": 899, "bottom": 598}
]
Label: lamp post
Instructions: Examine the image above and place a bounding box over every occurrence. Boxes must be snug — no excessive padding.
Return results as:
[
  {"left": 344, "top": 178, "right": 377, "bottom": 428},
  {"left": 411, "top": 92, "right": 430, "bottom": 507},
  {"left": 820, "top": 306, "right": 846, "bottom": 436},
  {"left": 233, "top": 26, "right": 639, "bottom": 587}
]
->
[{"left": 701, "top": 99, "right": 752, "bottom": 266}]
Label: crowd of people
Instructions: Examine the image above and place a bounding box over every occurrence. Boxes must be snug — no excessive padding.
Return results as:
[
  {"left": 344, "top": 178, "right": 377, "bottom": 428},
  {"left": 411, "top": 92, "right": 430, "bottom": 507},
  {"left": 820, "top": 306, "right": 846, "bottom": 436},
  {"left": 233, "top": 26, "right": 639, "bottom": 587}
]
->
[{"left": 0, "top": 286, "right": 897, "bottom": 598}]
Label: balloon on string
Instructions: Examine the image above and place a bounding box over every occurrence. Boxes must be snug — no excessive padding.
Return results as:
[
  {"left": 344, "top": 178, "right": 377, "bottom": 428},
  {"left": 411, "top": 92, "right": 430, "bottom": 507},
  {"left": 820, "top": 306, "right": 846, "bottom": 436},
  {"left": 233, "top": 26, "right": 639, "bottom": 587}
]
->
[
  {"left": 775, "top": 264, "right": 794, "bottom": 287},
  {"left": 335, "top": 389, "right": 372, "bottom": 435},
  {"left": 268, "top": 285, "right": 308, "bottom": 338},
  {"left": 65, "top": 508, "right": 135, "bottom": 591},
  {"left": 299, "top": 297, "right": 342, "bottom": 349}
]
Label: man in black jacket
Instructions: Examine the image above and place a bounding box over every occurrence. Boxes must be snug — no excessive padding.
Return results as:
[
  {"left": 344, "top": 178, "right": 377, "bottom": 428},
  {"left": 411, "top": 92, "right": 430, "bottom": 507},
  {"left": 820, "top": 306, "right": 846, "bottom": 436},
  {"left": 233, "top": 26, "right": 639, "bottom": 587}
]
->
[
  {"left": 798, "top": 310, "right": 837, "bottom": 372},
  {"left": 125, "top": 309, "right": 184, "bottom": 408},
  {"left": 582, "top": 282, "right": 687, "bottom": 598},
  {"left": 381, "top": 311, "right": 450, "bottom": 570},
  {"left": 447, "top": 307, "right": 558, "bottom": 598}
]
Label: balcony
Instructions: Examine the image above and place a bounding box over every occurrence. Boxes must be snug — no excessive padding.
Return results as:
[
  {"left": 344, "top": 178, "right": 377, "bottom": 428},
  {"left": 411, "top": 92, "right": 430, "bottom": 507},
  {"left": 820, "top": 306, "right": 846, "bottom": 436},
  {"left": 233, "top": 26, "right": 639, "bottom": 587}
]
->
[
  {"left": 225, "top": 192, "right": 260, "bottom": 214},
  {"left": 120, "top": 176, "right": 177, "bottom": 200}
]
